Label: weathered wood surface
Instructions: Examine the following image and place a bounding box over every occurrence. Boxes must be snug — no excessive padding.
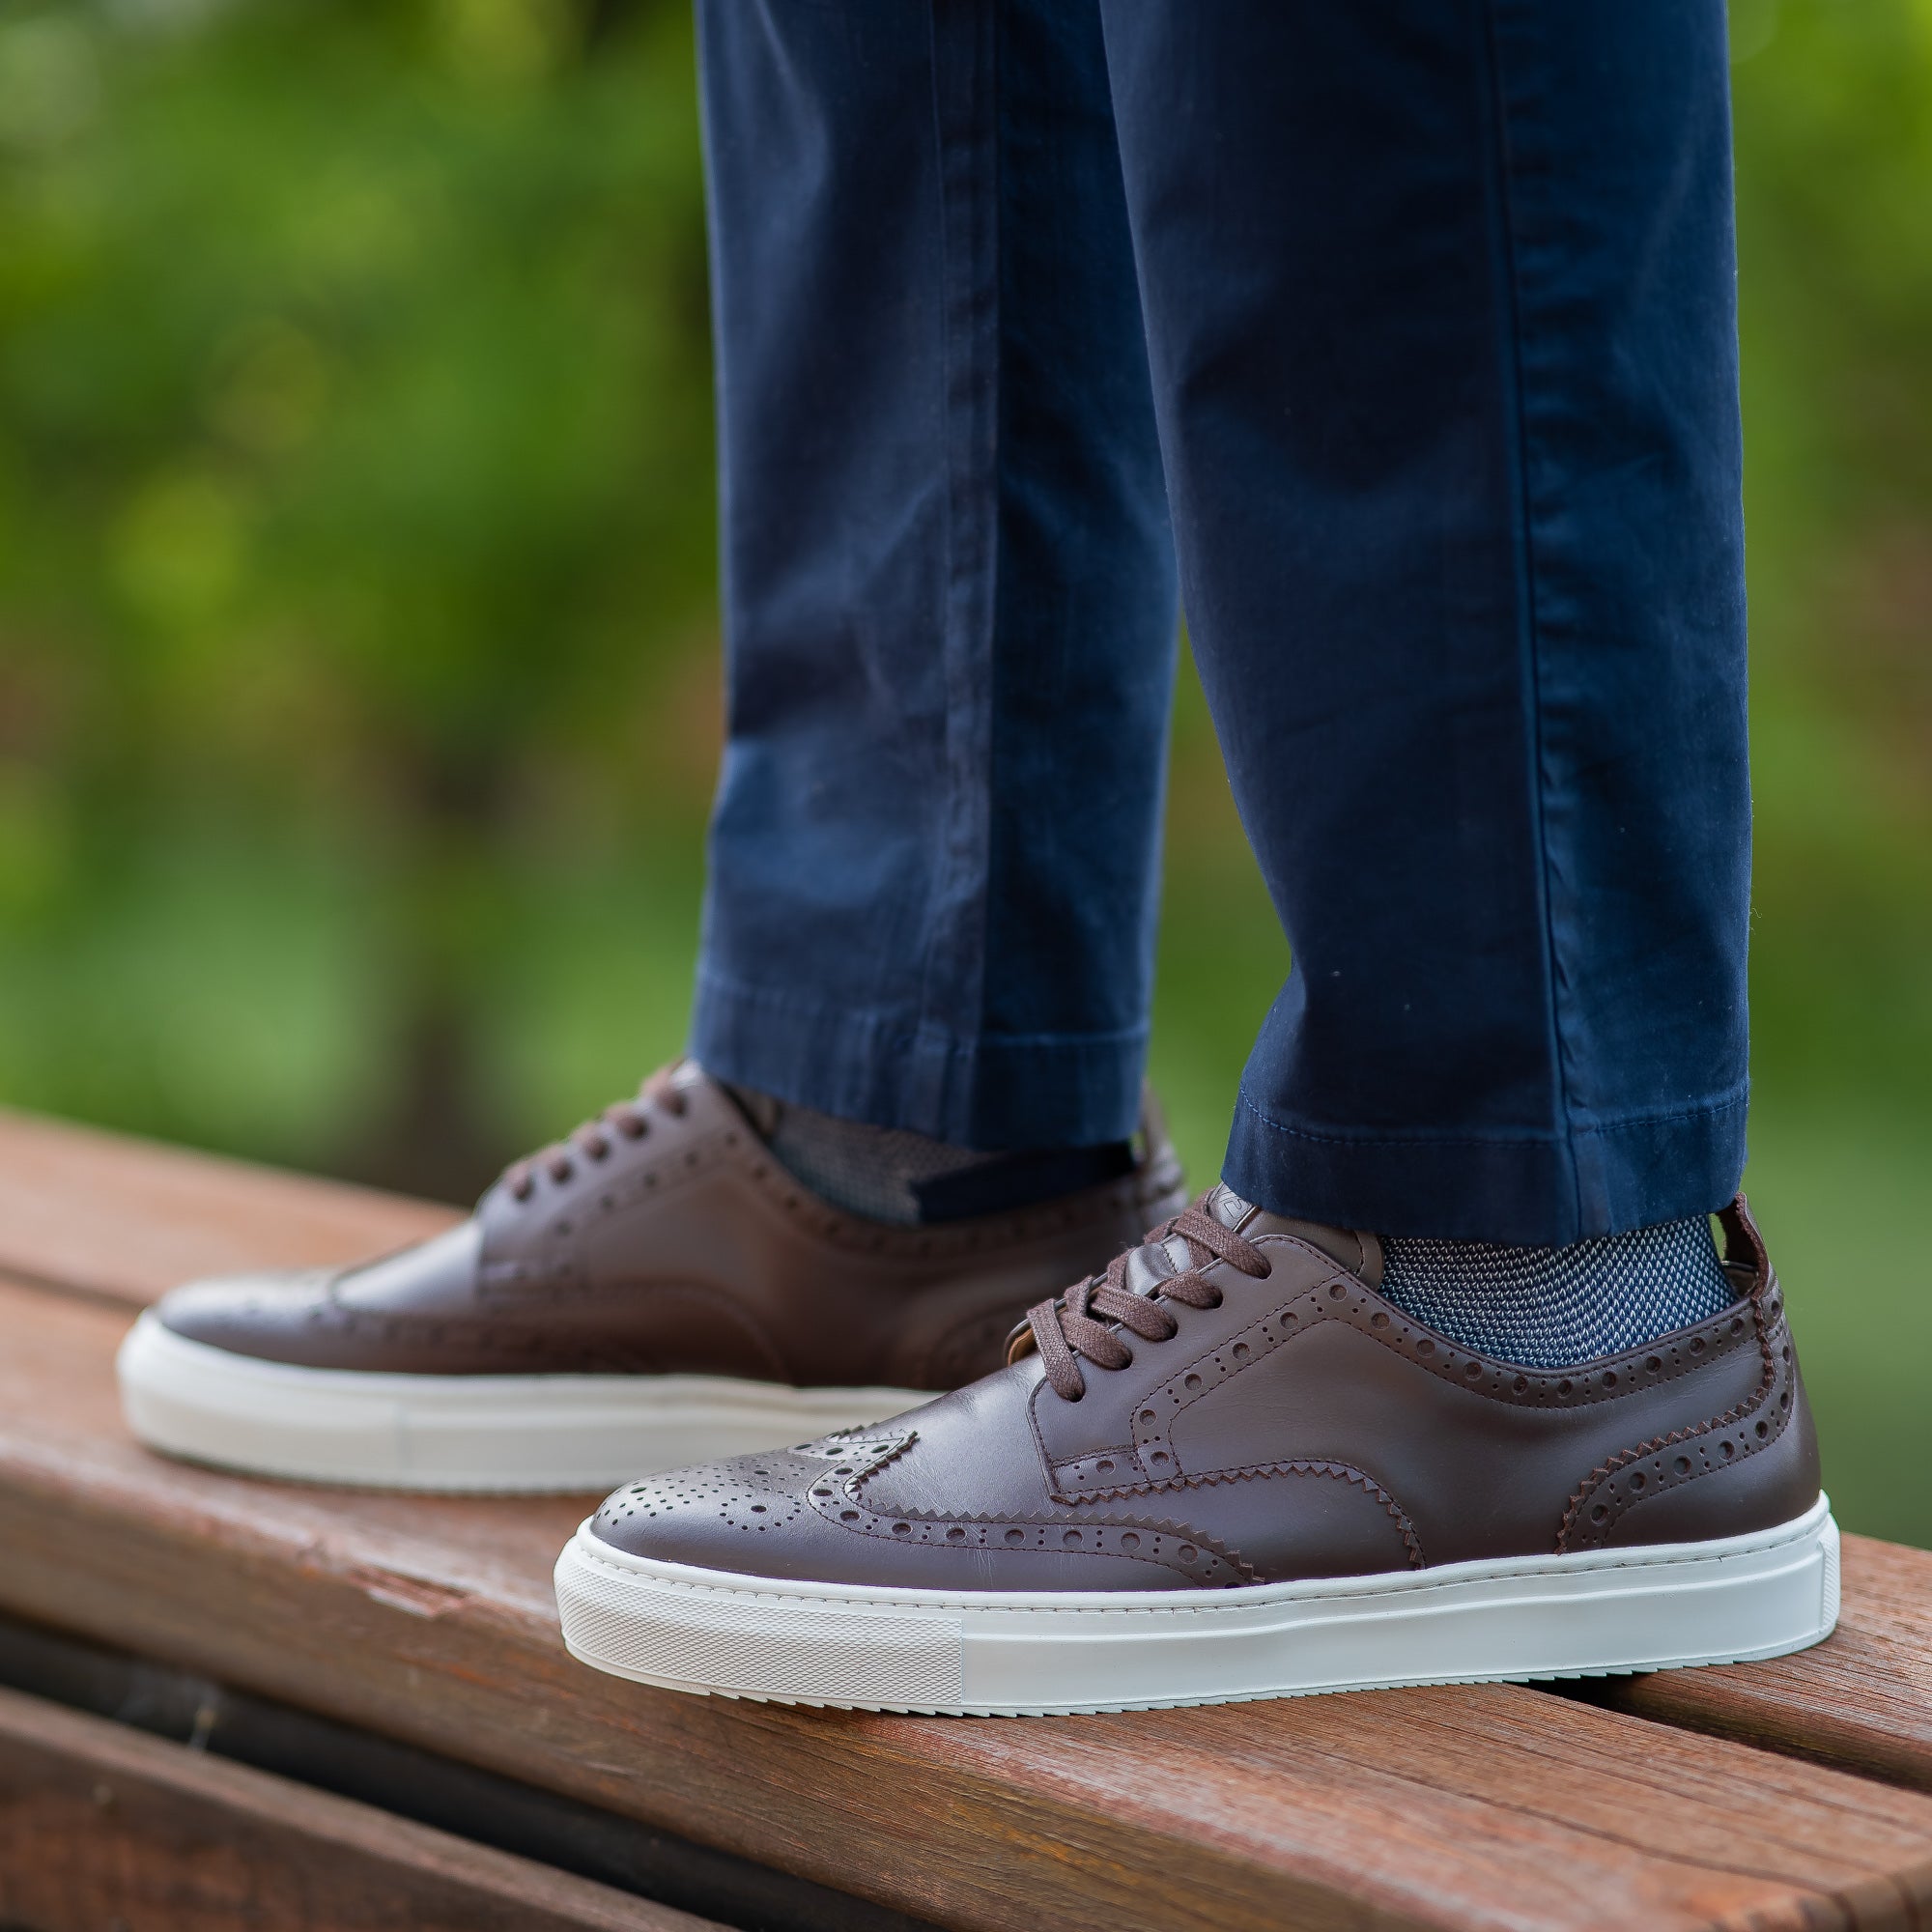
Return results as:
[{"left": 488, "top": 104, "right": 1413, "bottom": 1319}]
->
[
  {"left": 3, "top": 1105, "right": 1926, "bottom": 1803},
  {"left": 3, "top": 1109, "right": 1932, "bottom": 1931},
  {"left": 0, "top": 1104, "right": 456, "bottom": 1308},
  {"left": 0, "top": 1682, "right": 718, "bottom": 1932}
]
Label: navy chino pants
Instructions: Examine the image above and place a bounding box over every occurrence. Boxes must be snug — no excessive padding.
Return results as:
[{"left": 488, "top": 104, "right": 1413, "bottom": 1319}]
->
[{"left": 687, "top": 0, "right": 1751, "bottom": 1247}]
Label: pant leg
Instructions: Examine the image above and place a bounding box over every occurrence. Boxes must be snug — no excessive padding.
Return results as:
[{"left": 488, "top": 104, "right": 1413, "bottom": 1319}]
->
[
  {"left": 1099, "top": 0, "right": 1749, "bottom": 1243},
  {"left": 691, "top": 1, "right": 1178, "bottom": 1151}
]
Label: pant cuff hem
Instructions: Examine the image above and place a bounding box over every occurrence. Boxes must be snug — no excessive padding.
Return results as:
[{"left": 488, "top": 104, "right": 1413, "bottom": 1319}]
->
[
  {"left": 1222, "top": 1087, "right": 1749, "bottom": 1245},
  {"left": 689, "top": 968, "right": 1149, "bottom": 1151}
]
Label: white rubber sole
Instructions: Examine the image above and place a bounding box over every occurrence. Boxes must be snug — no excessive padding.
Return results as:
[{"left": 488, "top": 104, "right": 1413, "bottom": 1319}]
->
[
  {"left": 554, "top": 1494, "right": 1840, "bottom": 1714},
  {"left": 115, "top": 1312, "right": 929, "bottom": 1492}
]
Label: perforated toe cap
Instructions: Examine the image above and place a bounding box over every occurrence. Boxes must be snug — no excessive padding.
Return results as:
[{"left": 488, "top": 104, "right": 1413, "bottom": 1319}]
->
[
  {"left": 584, "top": 1416, "right": 1224, "bottom": 1595},
  {"left": 589, "top": 1445, "right": 855, "bottom": 1582},
  {"left": 156, "top": 1270, "right": 344, "bottom": 1362}
]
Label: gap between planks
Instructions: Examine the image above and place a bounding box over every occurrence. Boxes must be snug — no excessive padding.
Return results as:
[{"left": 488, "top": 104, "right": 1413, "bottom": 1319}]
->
[
  {"left": 3, "top": 1104, "right": 1928, "bottom": 1799},
  {"left": 3, "top": 1269, "right": 1932, "bottom": 1931},
  {"left": 3, "top": 1113, "right": 1932, "bottom": 1924},
  {"left": 0, "top": 1681, "right": 719, "bottom": 1932}
]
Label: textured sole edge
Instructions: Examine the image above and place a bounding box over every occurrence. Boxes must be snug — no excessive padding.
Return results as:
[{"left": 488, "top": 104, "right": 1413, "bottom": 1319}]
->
[
  {"left": 553, "top": 1494, "right": 1840, "bottom": 1714},
  {"left": 115, "top": 1313, "right": 928, "bottom": 1493}
]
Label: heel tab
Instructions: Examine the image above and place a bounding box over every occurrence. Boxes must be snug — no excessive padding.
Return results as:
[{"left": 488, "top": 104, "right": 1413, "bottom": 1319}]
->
[{"left": 1717, "top": 1193, "right": 1772, "bottom": 1290}]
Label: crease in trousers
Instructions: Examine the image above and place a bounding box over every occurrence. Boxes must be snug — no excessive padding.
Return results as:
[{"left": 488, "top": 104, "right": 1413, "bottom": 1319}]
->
[{"left": 687, "top": 0, "right": 1751, "bottom": 1246}]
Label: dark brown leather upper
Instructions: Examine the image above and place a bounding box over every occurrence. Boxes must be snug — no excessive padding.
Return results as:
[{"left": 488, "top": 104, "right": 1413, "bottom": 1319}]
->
[
  {"left": 590, "top": 1186, "right": 1820, "bottom": 1589},
  {"left": 154, "top": 1063, "right": 1188, "bottom": 1390}
]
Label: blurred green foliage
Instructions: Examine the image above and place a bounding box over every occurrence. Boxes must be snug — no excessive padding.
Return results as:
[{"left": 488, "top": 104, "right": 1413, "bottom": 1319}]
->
[
  {"left": 0, "top": 0, "right": 718, "bottom": 1193},
  {"left": 0, "top": 0, "right": 1927, "bottom": 1540}
]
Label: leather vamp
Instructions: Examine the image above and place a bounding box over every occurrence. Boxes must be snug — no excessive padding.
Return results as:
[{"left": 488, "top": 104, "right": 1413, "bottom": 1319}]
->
[
  {"left": 595, "top": 1425, "right": 1252, "bottom": 1592},
  {"left": 154, "top": 1065, "right": 1189, "bottom": 1385},
  {"left": 593, "top": 1194, "right": 1823, "bottom": 1591},
  {"left": 1027, "top": 1223, "right": 1796, "bottom": 1568}
]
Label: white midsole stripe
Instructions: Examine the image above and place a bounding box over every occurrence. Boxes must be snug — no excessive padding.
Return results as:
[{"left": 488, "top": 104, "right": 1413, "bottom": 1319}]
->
[
  {"left": 553, "top": 1495, "right": 1840, "bottom": 1714},
  {"left": 116, "top": 1312, "right": 927, "bottom": 1492}
]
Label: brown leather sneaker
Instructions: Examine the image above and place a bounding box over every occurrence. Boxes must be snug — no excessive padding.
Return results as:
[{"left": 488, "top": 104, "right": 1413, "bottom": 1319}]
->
[
  {"left": 554, "top": 1184, "right": 1838, "bottom": 1711},
  {"left": 117, "top": 1062, "right": 1187, "bottom": 1492}
]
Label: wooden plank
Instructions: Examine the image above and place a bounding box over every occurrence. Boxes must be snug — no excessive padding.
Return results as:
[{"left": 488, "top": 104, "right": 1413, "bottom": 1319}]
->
[
  {"left": 0, "top": 1614, "right": 935, "bottom": 1932},
  {"left": 3, "top": 1104, "right": 1927, "bottom": 1804},
  {"left": 0, "top": 1105, "right": 455, "bottom": 1309},
  {"left": 0, "top": 1681, "right": 718, "bottom": 1932},
  {"left": 1587, "top": 1534, "right": 1932, "bottom": 1793},
  {"left": 2, "top": 1270, "right": 1930, "bottom": 1932}
]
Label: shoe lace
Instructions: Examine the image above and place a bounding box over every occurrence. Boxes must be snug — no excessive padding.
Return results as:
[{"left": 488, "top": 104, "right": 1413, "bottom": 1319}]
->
[
  {"left": 500, "top": 1064, "right": 689, "bottom": 1203},
  {"left": 1020, "top": 1195, "right": 1271, "bottom": 1402}
]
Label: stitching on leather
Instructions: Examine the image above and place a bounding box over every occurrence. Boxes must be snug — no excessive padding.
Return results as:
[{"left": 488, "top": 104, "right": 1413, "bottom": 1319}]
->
[
  {"left": 529, "top": 1127, "right": 722, "bottom": 1264},
  {"left": 838, "top": 1433, "right": 1256, "bottom": 1584},
  {"left": 1391, "top": 1309, "right": 1752, "bottom": 1407},
  {"left": 1019, "top": 1220, "right": 1776, "bottom": 1572},
  {"left": 573, "top": 1500, "right": 1826, "bottom": 1620},
  {"left": 1290, "top": 1262, "right": 1757, "bottom": 1412},
  {"left": 1050, "top": 1458, "right": 1425, "bottom": 1571},
  {"left": 345, "top": 1281, "right": 791, "bottom": 1378},
  {"left": 1558, "top": 1271, "right": 1789, "bottom": 1552},
  {"left": 1117, "top": 1265, "right": 1751, "bottom": 1495},
  {"left": 1126, "top": 1282, "right": 1325, "bottom": 1480},
  {"left": 1031, "top": 1236, "right": 1763, "bottom": 1531},
  {"left": 1241, "top": 1234, "right": 1756, "bottom": 1411},
  {"left": 1025, "top": 1239, "right": 1341, "bottom": 1493},
  {"left": 557, "top": 1111, "right": 1175, "bottom": 1266},
  {"left": 1033, "top": 1230, "right": 1756, "bottom": 1443}
]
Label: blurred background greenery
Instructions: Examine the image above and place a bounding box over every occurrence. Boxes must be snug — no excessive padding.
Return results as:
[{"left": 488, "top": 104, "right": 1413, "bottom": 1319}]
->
[{"left": 0, "top": 0, "right": 1926, "bottom": 1541}]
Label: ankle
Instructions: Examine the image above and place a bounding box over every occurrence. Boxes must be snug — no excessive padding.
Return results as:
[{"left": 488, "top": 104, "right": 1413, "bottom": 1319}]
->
[{"left": 1376, "top": 1216, "right": 1734, "bottom": 1369}]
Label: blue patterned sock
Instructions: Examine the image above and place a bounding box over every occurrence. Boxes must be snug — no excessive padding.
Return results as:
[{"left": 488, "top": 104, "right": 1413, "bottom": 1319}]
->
[{"left": 1377, "top": 1216, "right": 1735, "bottom": 1369}]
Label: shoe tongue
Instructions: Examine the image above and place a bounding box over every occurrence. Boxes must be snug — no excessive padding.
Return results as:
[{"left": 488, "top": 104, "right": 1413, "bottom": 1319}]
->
[
  {"left": 1204, "top": 1181, "right": 1253, "bottom": 1229},
  {"left": 1122, "top": 1232, "right": 1186, "bottom": 1295},
  {"left": 1201, "top": 1183, "right": 1383, "bottom": 1288}
]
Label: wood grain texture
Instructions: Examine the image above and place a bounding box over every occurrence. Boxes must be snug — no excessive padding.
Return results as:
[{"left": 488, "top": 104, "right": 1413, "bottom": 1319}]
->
[
  {"left": 0, "top": 1105, "right": 455, "bottom": 1308},
  {"left": 3, "top": 1271, "right": 1931, "bottom": 1932},
  {"left": 2, "top": 1105, "right": 1924, "bottom": 1798},
  {"left": 1592, "top": 1534, "right": 1932, "bottom": 1792},
  {"left": 0, "top": 1682, "right": 718, "bottom": 1932}
]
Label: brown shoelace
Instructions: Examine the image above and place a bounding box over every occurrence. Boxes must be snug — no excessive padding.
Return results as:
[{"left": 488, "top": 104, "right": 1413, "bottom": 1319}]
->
[
  {"left": 501, "top": 1065, "right": 688, "bottom": 1202},
  {"left": 1021, "top": 1196, "right": 1271, "bottom": 1402}
]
